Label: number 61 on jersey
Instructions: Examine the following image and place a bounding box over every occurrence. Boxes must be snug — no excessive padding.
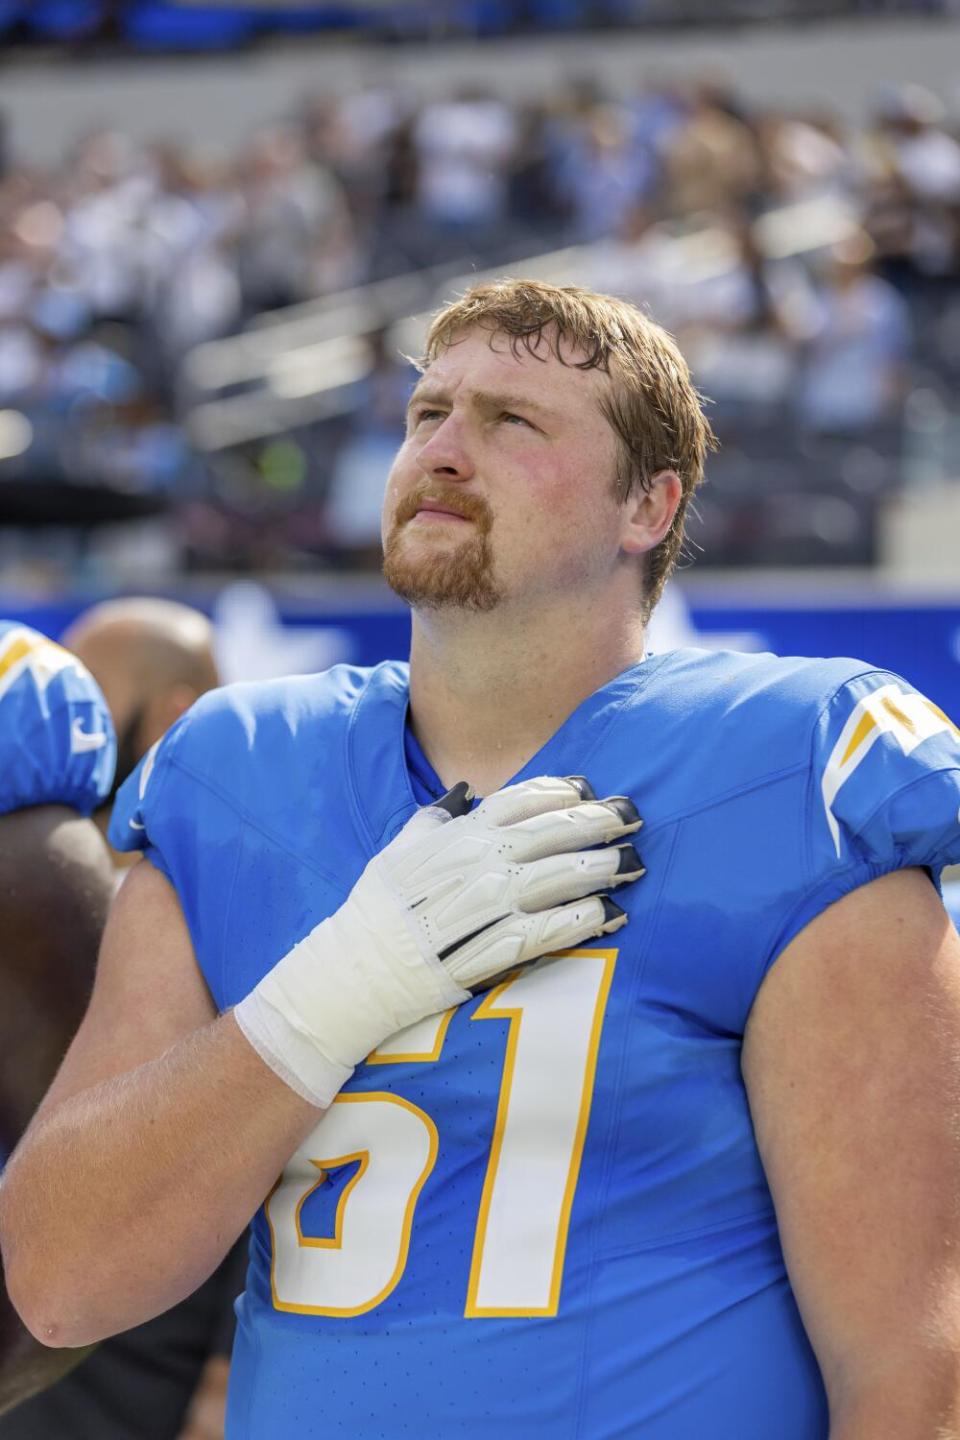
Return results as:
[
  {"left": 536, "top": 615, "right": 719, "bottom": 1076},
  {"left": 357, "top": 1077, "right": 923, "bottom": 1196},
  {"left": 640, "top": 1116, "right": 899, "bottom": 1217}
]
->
[{"left": 266, "top": 948, "right": 617, "bottom": 1318}]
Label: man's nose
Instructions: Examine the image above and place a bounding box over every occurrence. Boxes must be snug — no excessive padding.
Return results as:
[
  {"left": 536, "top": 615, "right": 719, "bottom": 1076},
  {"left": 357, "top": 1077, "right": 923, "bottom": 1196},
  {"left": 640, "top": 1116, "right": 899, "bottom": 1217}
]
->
[{"left": 416, "top": 415, "right": 475, "bottom": 483}]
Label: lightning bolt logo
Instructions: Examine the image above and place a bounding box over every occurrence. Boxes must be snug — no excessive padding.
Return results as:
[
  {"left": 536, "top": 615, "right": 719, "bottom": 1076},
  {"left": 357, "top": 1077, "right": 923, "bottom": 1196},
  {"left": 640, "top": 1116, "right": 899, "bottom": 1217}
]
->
[
  {"left": 0, "top": 627, "right": 84, "bottom": 701},
  {"left": 821, "top": 683, "right": 960, "bottom": 856}
]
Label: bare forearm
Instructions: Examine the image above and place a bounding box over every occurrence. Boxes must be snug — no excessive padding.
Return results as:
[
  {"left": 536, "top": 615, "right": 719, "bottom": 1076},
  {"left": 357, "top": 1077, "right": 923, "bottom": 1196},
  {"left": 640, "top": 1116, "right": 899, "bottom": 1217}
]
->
[{"left": 0, "top": 1014, "right": 318, "bottom": 1348}]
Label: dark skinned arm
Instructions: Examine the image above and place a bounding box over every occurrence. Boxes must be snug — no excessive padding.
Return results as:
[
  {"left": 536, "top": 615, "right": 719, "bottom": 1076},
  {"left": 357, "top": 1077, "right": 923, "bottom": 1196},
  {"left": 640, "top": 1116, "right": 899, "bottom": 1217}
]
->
[{"left": 0, "top": 807, "right": 114, "bottom": 1414}]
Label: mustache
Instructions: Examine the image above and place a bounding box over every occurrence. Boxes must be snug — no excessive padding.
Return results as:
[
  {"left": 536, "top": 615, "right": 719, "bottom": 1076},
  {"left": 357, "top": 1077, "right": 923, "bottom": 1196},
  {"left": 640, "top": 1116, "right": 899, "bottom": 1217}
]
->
[{"left": 393, "top": 485, "right": 493, "bottom": 532}]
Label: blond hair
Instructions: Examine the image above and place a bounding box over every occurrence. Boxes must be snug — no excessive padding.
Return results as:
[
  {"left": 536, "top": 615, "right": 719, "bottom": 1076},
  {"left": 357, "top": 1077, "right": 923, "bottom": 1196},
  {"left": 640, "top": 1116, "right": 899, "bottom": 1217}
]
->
[{"left": 421, "top": 278, "right": 716, "bottom": 618}]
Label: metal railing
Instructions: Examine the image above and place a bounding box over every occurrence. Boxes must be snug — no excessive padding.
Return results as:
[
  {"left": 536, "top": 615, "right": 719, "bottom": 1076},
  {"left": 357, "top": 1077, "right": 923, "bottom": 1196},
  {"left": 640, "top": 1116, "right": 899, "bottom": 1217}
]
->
[{"left": 180, "top": 195, "right": 860, "bottom": 452}]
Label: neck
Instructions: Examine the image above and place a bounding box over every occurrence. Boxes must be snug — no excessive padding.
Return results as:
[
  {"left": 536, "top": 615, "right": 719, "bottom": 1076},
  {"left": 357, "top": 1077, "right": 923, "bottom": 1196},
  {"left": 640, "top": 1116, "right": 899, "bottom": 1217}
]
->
[{"left": 408, "top": 591, "right": 646, "bottom": 796}]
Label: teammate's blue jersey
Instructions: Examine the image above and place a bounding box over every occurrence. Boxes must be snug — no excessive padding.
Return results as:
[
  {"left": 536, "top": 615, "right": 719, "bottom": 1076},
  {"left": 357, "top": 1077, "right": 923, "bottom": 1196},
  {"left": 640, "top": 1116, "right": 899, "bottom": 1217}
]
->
[
  {"left": 0, "top": 620, "right": 115, "bottom": 817},
  {"left": 945, "top": 882, "right": 960, "bottom": 932},
  {"left": 112, "top": 649, "right": 960, "bottom": 1440}
]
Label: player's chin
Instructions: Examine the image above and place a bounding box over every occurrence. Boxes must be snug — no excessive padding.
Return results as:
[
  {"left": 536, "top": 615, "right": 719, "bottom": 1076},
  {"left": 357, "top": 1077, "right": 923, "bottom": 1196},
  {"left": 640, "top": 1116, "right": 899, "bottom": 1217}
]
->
[
  {"left": 383, "top": 557, "right": 502, "bottom": 613},
  {"left": 384, "top": 528, "right": 469, "bottom": 578}
]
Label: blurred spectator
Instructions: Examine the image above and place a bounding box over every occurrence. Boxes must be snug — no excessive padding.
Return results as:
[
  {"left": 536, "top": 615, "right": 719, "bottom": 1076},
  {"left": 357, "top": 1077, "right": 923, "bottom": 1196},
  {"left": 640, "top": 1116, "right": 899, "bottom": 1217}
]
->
[
  {"left": 324, "top": 331, "right": 414, "bottom": 567},
  {"left": 140, "top": 145, "right": 243, "bottom": 362},
  {"left": 58, "top": 131, "right": 150, "bottom": 322},
  {"left": 150, "top": 236, "right": 242, "bottom": 363},
  {"left": 794, "top": 232, "right": 912, "bottom": 435},
  {"left": 411, "top": 87, "right": 518, "bottom": 262},
  {"left": 506, "top": 103, "right": 572, "bottom": 246},
  {"left": 671, "top": 215, "right": 810, "bottom": 424},
  {"left": 759, "top": 110, "right": 853, "bottom": 205},
  {"left": 864, "top": 84, "right": 960, "bottom": 284},
  {"left": 876, "top": 85, "right": 960, "bottom": 206},
  {"left": 236, "top": 124, "right": 356, "bottom": 310},
  {"left": 583, "top": 202, "right": 686, "bottom": 320},
  {"left": 553, "top": 99, "right": 658, "bottom": 242},
  {"left": 661, "top": 82, "right": 765, "bottom": 217}
]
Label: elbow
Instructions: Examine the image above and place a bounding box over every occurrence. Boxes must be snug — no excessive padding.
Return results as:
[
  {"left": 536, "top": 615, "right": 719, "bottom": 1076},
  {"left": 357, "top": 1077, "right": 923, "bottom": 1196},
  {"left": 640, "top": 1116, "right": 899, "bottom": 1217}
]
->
[
  {"left": 17, "top": 1312, "right": 80, "bottom": 1353},
  {"left": 6, "top": 1277, "right": 106, "bottom": 1352},
  {"left": 1, "top": 1231, "right": 103, "bottom": 1351},
  {"left": 1, "top": 1152, "right": 129, "bottom": 1349},
  {"left": 3, "top": 1257, "right": 80, "bottom": 1351},
  {"left": 2, "top": 1213, "right": 192, "bottom": 1351}
]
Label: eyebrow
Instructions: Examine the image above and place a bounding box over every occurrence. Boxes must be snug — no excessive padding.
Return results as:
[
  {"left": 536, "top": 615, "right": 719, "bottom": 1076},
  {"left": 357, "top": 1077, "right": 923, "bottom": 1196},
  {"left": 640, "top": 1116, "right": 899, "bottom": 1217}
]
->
[{"left": 406, "top": 385, "right": 558, "bottom": 422}]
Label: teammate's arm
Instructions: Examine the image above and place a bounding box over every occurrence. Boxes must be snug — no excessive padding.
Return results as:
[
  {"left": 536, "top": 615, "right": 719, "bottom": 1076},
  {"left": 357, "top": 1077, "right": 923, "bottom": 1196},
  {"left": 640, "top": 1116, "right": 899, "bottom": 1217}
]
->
[
  {"left": 743, "top": 868, "right": 960, "bottom": 1440},
  {"left": 0, "top": 806, "right": 114, "bottom": 1413},
  {"left": 0, "top": 808, "right": 114, "bottom": 1145},
  {"left": 1, "top": 858, "right": 320, "bottom": 1349}
]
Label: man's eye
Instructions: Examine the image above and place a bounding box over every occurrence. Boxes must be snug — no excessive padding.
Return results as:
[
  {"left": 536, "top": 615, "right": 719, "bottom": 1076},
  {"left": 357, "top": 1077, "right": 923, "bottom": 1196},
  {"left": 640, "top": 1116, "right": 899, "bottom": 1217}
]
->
[
  {"left": 500, "top": 412, "right": 531, "bottom": 428},
  {"left": 414, "top": 408, "right": 444, "bottom": 424}
]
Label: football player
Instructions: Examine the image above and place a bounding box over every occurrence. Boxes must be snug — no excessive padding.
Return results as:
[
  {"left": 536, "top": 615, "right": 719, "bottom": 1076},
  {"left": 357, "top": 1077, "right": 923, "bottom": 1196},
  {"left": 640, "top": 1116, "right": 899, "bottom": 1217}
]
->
[
  {"left": 0, "top": 622, "right": 115, "bottom": 1414},
  {"left": 0, "top": 601, "right": 238, "bottom": 1440},
  {"left": 62, "top": 598, "right": 220, "bottom": 865},
  {"left": 4, "top": 281, "right": 960, "bottom": 1440}
]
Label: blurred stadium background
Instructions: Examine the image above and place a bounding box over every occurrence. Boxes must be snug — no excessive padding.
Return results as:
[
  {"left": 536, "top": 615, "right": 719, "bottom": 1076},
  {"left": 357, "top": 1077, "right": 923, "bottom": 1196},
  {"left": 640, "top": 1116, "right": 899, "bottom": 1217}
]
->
[{"left": 1, "top": 0, "right": 959, "bottom": 713}]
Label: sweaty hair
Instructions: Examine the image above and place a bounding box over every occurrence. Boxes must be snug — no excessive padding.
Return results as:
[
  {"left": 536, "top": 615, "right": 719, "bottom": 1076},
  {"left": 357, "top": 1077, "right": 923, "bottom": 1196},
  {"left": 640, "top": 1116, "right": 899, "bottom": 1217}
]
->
[{"left": 420, "top": 278, "right": 717, "bottom": 618}]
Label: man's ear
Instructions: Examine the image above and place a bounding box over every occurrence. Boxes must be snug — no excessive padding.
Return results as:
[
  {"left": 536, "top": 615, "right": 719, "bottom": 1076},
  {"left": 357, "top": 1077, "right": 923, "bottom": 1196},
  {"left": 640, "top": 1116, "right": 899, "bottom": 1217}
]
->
[{"left": 619, "top": 470, "right": 682, "bottom": 557}]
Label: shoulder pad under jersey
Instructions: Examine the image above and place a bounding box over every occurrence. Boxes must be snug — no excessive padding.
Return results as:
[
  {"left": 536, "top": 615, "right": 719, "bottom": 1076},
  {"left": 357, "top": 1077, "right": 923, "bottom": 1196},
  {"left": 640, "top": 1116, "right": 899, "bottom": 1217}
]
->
[{"left": 0, "top": 621, "right": 116, "bottom": 817}]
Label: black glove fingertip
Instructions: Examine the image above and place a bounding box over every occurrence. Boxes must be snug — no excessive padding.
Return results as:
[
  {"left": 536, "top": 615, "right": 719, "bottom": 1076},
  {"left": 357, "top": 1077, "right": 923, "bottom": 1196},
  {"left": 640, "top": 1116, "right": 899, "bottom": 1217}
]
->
[
  {"left": 606, "top": 796, "right": 642, "bottom": 828},
  {"left": 565, "top": 775, "right": 597, "bottom": 801},
  {"left": 599, "top": 896, "right": 628, "bottom": 928},
  {"left": 435, "top": 780, "right": 475, "bottom": 818},
  {"left": 615, "top": 844, "right": 644, "bottom": 876}
]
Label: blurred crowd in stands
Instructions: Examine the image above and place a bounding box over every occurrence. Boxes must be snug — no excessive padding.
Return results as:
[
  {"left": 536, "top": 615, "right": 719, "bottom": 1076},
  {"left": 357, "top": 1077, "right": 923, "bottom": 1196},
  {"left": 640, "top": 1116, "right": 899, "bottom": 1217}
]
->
[
  {"left": 1, "top": 0, "right": 957, "bottom": 49},
  {"left": 1, "top": 66, "right": 960, "bottom": 584}
]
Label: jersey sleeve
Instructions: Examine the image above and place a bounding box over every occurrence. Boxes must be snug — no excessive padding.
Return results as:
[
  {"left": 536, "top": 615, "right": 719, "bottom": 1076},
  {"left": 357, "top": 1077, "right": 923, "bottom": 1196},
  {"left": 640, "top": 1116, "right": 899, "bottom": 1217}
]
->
[
  {"left": 780, "top": 668, "right": 960, "bottom": 951},
  {"left": 0, "top": 623, "right": 116, "bottom": 817},
  {"left": 108, "top": 693, "right": 249, "bottom": 1004},
  {"left": 108, "top": 715, "right": 186, "bottom": 884},
  {"left": 110, "top": 702, "right": 220, "bottom": 1006}
]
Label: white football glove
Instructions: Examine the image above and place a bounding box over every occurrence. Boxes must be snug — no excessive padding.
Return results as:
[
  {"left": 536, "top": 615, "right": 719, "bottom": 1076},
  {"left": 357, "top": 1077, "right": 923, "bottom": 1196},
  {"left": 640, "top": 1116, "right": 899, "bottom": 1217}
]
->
[{"left": 234, "top": 775, "right": 643, "bottom": 1108}]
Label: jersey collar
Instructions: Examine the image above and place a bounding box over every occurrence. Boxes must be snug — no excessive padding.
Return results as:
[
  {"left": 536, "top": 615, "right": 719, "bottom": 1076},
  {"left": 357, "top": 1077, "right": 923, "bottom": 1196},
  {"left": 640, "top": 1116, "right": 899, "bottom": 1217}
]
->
[{"left": 346, "top": 653, "right": 674, "bottom": 854}]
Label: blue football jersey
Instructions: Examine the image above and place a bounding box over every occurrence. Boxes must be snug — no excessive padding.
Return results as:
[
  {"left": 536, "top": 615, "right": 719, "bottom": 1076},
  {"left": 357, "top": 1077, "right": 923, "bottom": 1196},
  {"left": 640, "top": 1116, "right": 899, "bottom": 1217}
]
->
[
  {"left": 0, "top": 620, "right": 115, "bottom": 817},
  {"left": 945, "top": 882, "right": 960, "bottom": 932},
  {"left": 111, "top": 649, "right": 960, "bottom": 1440}
]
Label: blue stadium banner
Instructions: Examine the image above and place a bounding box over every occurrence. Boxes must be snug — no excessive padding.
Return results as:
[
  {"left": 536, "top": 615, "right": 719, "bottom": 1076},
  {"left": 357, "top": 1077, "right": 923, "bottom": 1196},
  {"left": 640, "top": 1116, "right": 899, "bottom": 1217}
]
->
[{"left": 2, "top": 583, "right": 958, "bottom": 717}]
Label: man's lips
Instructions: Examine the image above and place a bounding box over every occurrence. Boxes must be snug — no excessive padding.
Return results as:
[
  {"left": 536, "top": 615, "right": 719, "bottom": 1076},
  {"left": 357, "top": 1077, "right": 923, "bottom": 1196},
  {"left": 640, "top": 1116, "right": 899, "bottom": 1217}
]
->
[{"left": 409, "top": 501, "right": 472, "bottom": 522}]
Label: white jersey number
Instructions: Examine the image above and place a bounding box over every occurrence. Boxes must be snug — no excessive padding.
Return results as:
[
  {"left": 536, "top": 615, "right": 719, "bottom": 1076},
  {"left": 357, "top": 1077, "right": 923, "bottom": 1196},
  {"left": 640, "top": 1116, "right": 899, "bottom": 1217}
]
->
[{"left": 266, "top": 949, "right": 616, "bottom": 1318}]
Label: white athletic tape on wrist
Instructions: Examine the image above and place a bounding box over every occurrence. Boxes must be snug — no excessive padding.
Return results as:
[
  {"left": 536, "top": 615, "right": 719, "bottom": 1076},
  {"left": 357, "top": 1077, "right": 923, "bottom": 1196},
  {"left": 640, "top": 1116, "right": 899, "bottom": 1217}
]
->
[{"left": 234, "top": 861, "right": 470, "bottom": 1109}]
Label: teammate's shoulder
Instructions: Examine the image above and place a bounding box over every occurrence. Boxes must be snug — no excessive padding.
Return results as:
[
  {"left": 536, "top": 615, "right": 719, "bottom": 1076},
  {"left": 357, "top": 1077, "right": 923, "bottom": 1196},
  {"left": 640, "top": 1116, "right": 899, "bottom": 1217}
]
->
[
  {"left": 0, "top": 619, "right": 116, "bottom": 817},
  {"left": 0, "top": 620, "right": 91, "bottom": 703}
]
